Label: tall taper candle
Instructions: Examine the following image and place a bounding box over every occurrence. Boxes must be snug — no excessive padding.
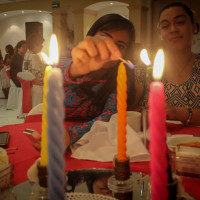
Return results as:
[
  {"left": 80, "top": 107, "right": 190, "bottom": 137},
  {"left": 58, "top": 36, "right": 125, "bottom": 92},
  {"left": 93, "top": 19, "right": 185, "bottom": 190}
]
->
[
  {"left": 40, "top": 66, "right": 52, "bottom": 166},
  {"left": 117, "top": 62, "right": 127, "bottom": 161},
  {"left": 148, "top": 49, "right": 168, "bottom": 200},
  {"left": 47, "top": 68, "right": 65, "bottom": 200}
]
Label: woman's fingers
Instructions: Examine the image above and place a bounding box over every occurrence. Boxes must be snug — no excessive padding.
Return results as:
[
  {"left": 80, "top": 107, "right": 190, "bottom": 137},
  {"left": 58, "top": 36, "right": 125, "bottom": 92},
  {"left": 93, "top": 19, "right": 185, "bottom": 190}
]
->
[
  {"left": 76, "top": 35, "right": 121, "bottom": 61},
  {"left": 72, "top": 47, "right": 90, "bottom": 63},
  {"left": 32, "top": 140, "right": 41, "bottom": 152},
  {"left": 77, "top": 37, "right": 98, "bottom": 58},
  {"left": 102, "top": 36, "right": 121, "bottom": 59},
  {"left": 71, "top": 34, "right": 122, "bottom": 76}
]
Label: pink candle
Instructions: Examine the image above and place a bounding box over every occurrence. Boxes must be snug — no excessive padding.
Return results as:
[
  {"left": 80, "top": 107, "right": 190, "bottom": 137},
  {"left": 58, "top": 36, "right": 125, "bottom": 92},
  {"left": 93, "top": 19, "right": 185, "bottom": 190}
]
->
[{"left": 148, "top": 49, "right": 168, "bottom": 200}]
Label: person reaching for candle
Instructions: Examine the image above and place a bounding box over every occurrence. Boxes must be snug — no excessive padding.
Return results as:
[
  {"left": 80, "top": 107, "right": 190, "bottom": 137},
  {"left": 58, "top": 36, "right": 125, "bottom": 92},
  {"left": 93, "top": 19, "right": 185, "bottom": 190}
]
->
[
  {"left": 140, "top": 2, "right": 200, "bottom": 126},
  {"left": 59, "top": 13, "right": 142, "bottom": 147},
  {"left": 32, "top": 14, "right": 145, "bottom": 151}
]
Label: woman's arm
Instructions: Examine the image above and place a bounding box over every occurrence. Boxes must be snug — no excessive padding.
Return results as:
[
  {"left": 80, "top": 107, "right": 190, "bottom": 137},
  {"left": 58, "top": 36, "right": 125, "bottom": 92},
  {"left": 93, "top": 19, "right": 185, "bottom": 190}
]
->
[
  {"left": 67, "top": 92, "right": 117, "bottom": 144},
  {"left": 166, "top": 105, "right": 200, "bottom": 126}
]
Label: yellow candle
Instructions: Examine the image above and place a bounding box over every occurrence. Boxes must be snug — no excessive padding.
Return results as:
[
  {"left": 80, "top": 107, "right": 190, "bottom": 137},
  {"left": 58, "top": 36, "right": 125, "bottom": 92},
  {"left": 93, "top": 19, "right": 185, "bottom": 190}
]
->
[
  {"left": 40, "top": 66, "right": 52, "bottom": 166},
  {"left": 117, "top": 62, "right": 127, "bottom": 161},
  {"left": 40, "top": 34, "right": 59, "bottom": 166}
]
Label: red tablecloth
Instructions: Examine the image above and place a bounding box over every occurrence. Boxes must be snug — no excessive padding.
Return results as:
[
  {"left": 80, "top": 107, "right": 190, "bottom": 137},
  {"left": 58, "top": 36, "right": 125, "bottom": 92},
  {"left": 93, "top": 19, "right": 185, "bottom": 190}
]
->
[{"left": 1, "top": 120, "right": 200, "bottom": 199}]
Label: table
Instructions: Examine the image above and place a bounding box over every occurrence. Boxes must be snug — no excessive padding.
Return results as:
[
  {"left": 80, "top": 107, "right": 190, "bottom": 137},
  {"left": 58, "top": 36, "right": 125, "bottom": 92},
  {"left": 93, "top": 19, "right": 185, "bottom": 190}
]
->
[{"left": 0, "top": 119, "right": 200, "bottom": 199}]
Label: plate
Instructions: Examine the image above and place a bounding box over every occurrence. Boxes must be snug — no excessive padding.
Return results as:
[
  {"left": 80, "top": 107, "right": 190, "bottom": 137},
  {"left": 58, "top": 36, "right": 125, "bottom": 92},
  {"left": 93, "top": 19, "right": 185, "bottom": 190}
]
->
[{"left": 167, "top": 134, "right": 200, "bottom": 151}]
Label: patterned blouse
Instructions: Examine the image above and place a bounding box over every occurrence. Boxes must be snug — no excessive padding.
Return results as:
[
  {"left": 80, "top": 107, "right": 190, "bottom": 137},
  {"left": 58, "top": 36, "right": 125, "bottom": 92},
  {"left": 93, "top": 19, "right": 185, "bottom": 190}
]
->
[
  {"left": 58, "top": 48, "right": 117, "bottom": 144},
  {"left": 139, "top": 54, "right": 200, "bottom": 109},
  {"left": 22, "top": 50, "right": 46, "bottom": 85}
]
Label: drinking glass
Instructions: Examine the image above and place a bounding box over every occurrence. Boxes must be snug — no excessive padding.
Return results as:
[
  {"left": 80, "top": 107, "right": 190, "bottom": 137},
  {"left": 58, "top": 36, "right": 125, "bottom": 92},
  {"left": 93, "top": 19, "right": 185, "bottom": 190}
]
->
[{"left": 142, "top": 108, "right": 149, "bottom": 148}]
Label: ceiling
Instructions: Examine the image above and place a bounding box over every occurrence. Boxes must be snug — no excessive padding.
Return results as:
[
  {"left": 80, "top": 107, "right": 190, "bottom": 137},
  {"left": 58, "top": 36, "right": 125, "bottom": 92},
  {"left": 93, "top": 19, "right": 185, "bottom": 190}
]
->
[
  {"left": 0, "top": 0, "right": 24, "bottom": 3},
  {"left": 0, "top": 1, "right": 127, "bottom": 20}
]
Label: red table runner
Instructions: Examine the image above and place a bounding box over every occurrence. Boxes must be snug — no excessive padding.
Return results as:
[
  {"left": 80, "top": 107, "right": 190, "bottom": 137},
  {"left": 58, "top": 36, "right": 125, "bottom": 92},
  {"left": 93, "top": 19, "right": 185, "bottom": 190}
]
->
[{"left": 1, "top": 120, "right": 200, "bottom": 199}]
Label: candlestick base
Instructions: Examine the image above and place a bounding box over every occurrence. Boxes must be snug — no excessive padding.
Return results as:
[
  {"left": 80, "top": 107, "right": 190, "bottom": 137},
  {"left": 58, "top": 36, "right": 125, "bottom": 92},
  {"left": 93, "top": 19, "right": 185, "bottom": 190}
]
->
[
  {"left": 114, "top": 157, "right": 130, "bottom": 181},
  {"left": 108, "top": 175, "right": 133, "bottom": 200},
  {"left": 108, "top": 157, "right": 133, "bottom": 200},
  {"left": 37, "top": 161, "right": 48, "bottom": 188}
]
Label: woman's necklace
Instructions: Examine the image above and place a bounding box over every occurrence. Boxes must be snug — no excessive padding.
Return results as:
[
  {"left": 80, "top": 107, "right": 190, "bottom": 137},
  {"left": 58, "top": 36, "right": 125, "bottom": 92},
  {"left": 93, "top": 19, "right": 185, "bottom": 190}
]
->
[
  {"left": 176, "top": 53, "right": 194, "bottom": 78},
  {"left": 165, "top": 53, "right": 195, "bottom": 83}
]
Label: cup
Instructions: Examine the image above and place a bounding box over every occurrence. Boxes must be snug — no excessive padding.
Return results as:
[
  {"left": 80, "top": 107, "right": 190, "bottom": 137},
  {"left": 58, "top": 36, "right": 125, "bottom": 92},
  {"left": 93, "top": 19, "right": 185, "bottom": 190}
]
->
[{"left": 126, "top": 111, "right": 141, "bottom": 133}]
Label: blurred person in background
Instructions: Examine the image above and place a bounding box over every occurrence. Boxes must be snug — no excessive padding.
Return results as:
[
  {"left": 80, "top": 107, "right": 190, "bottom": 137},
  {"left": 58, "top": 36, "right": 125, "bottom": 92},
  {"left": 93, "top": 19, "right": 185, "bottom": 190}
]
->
[
  {"left": 10, "top": 40, "right": 28, "bottom": 87},
  {"left": 22, "top": 33, "right": 46, "bottom": 85}
]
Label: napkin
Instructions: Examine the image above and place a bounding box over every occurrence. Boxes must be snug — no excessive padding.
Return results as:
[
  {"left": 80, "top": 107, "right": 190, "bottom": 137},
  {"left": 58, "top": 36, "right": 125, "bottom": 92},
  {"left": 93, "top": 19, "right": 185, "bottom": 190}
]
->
[{"left": 71, "top": 112, "right": 150, "bottom": 162}]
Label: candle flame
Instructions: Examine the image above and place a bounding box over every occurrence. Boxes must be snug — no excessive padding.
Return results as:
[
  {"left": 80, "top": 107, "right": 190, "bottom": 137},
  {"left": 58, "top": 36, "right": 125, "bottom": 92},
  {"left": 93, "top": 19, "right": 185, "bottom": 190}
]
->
[
  {"left": 49, "top": 34, "right": 59, "bottom": 64},
  {"left": 41, "top": 34, "right": 59, "bottom": 66},
  {"left": 140, "top": 49, "right": 151, "bottom": 66},
  {"left": 153, "top": 49, "right": 165, "bottom": 80},
  {"left": 41, "top": 52, "right": 51, "bottom": 65}
]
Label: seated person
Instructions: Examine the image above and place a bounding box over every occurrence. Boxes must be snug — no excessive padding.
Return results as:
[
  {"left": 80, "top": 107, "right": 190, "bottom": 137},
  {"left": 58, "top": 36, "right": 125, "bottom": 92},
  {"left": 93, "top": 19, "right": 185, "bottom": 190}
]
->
[
  {"left": 0, "top": 49, "right": 3, "bottom": 70},
  {"left": 33, "top": 13, "right": 143, "bottom": 150},
  {"left": 140, "top": 2, "right": 200, "bottom": 126},
  {"left": 0, "top": 53, "right": 12, "bottom": 98},
  {"left": 10, "top": 40, "right": 28, "bottom": 87},
  {"left": 0, "top": 64, "right": 10, "bottom": 99},
  {"left": 22, "top": 33, "right": 46, "bottom": 85},
  {"left": 4, "top": 44, "right": 14, "bottom": 64}
]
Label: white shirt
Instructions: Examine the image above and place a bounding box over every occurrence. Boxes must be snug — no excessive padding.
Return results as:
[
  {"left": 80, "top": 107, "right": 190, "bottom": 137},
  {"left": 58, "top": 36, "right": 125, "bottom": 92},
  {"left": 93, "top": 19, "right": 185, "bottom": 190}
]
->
[{"left": 22, "top": 50, "right": 46, "bottom": 85}]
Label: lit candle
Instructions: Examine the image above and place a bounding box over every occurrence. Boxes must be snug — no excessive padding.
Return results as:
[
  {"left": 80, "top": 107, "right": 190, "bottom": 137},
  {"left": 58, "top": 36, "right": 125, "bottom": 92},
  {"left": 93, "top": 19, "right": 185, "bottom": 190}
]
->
[
  {"left": 40, "top": 34, "right": 58, "bottom": 166},
  {"left": 117, "top": 62, "right": 127, "bottom": 161},
  {"left": 40, "top": 65, "right": 52, "bottom": 166},
  {"left": 148, "top": 49, "right": 168, "bottom": 200},
  {"left": 140, "top": 49, "right": 151, "bottom": 66},
  {"left": 47, "top": 68, "right": 65, "bottom": 200},
  {"left": 140, "top": 49, "right": 152, "bottom": 84}
]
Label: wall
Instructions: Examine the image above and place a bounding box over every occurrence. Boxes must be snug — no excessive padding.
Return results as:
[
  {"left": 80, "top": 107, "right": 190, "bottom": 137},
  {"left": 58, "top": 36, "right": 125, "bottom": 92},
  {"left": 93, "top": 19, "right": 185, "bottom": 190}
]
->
[
  {"left": 83, "top": 4, "right": 129, "bottom": 38},
  {"left": 0, "top": 12, "right": 52, "bottom": 57},
  {"left": 151, "top": 0, "right": 200, "bottom": 51}
]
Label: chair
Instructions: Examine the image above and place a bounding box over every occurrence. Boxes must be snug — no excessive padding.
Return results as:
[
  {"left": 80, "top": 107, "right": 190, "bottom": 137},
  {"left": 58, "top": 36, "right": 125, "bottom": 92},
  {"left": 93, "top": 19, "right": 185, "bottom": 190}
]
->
[
  {"left": 17, "top": 72, "right": 43, "bottom": 115},
  {"left": 25, "top": 103, "right": 43, "bottom": 123},
  {"left": 5, "top": 68, "right": 22, "bottom": 110}
]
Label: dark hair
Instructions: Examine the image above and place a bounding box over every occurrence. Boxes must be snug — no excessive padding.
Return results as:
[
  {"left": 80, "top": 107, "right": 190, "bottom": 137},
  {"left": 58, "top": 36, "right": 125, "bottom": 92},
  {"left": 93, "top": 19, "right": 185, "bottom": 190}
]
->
[
  {"left": 5, "top": 44, "right": 14, "bottom": 56},
  {"left": 87, "top": 13, "right": 135, "bottom": 59},
  {"left": 159, "top": 2, "right": 194, "bottom": 23},
  {"left": 16, "top": 40, "right": 27, "bottom": 49},
  {"left": 3, "top": 54, "right": 12, "bottom": 65},
  {"left": 0, "top": 49, "right": 3, "bottom": 61},
  {"left": 27, "top": 33, "right": 44, "bottom": 50},
  {"left": 196, "top": 23, "right": 199, "bottom": 32},
  {"left": 79, "top": 14, "right": 136, "bottom": 110}
]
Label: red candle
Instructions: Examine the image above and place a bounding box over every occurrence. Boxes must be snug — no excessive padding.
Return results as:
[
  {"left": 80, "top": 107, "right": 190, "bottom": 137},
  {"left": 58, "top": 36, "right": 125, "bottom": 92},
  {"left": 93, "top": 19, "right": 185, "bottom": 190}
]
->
[
  {"left": 117, "top": 62, "right": 127, "bottom": 161},
  {"left": 148, "top": 49, "right": 168, "bottom": 200}
]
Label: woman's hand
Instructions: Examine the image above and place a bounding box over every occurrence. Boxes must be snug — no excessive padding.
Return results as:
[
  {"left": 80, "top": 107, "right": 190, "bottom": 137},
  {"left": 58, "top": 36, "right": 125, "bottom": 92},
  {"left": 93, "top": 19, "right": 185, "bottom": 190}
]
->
[
  {"left": 32, "top": 132, "right": 41, "bottom": 152},
  {"left": 32, "top": 131, "right": 70, "bottom": 152},
  {"left": 70, "top": 35, "right": 121, "bottom": 78},
  {"left": 166, "top": 104, "right": 176, "bottom": 120}
]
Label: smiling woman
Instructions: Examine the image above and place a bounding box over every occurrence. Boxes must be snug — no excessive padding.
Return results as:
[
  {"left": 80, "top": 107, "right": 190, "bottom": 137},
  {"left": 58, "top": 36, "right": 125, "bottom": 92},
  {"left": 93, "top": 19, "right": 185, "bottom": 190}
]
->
[{"left": 142, "top": 2, "right": 200, "bottom": 126}]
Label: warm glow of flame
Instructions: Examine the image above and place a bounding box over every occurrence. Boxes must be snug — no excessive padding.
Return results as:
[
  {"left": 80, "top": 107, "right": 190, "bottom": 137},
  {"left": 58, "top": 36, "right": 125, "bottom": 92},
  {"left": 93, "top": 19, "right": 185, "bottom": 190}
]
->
[
  {"left": 153, "top": 49, "right": 165, "bottom": 80},
  {"left": 41, "top": 34, "right": 59, "bottom": 66},
  {"left": 41, "top": 52, "right": 51, "bottom": 65},
  {"left": 49, "top": 34, "right": 59, "bottom": 64},
  {"left": 140, "top": 49, "right": 151, "bottom": 66}
]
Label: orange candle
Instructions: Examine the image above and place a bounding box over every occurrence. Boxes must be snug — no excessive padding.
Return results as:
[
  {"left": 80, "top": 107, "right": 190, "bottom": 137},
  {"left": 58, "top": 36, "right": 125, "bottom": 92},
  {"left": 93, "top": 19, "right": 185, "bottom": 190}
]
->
[{"left": 117, "top": 62, "right": 127, "bottom": 161}]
